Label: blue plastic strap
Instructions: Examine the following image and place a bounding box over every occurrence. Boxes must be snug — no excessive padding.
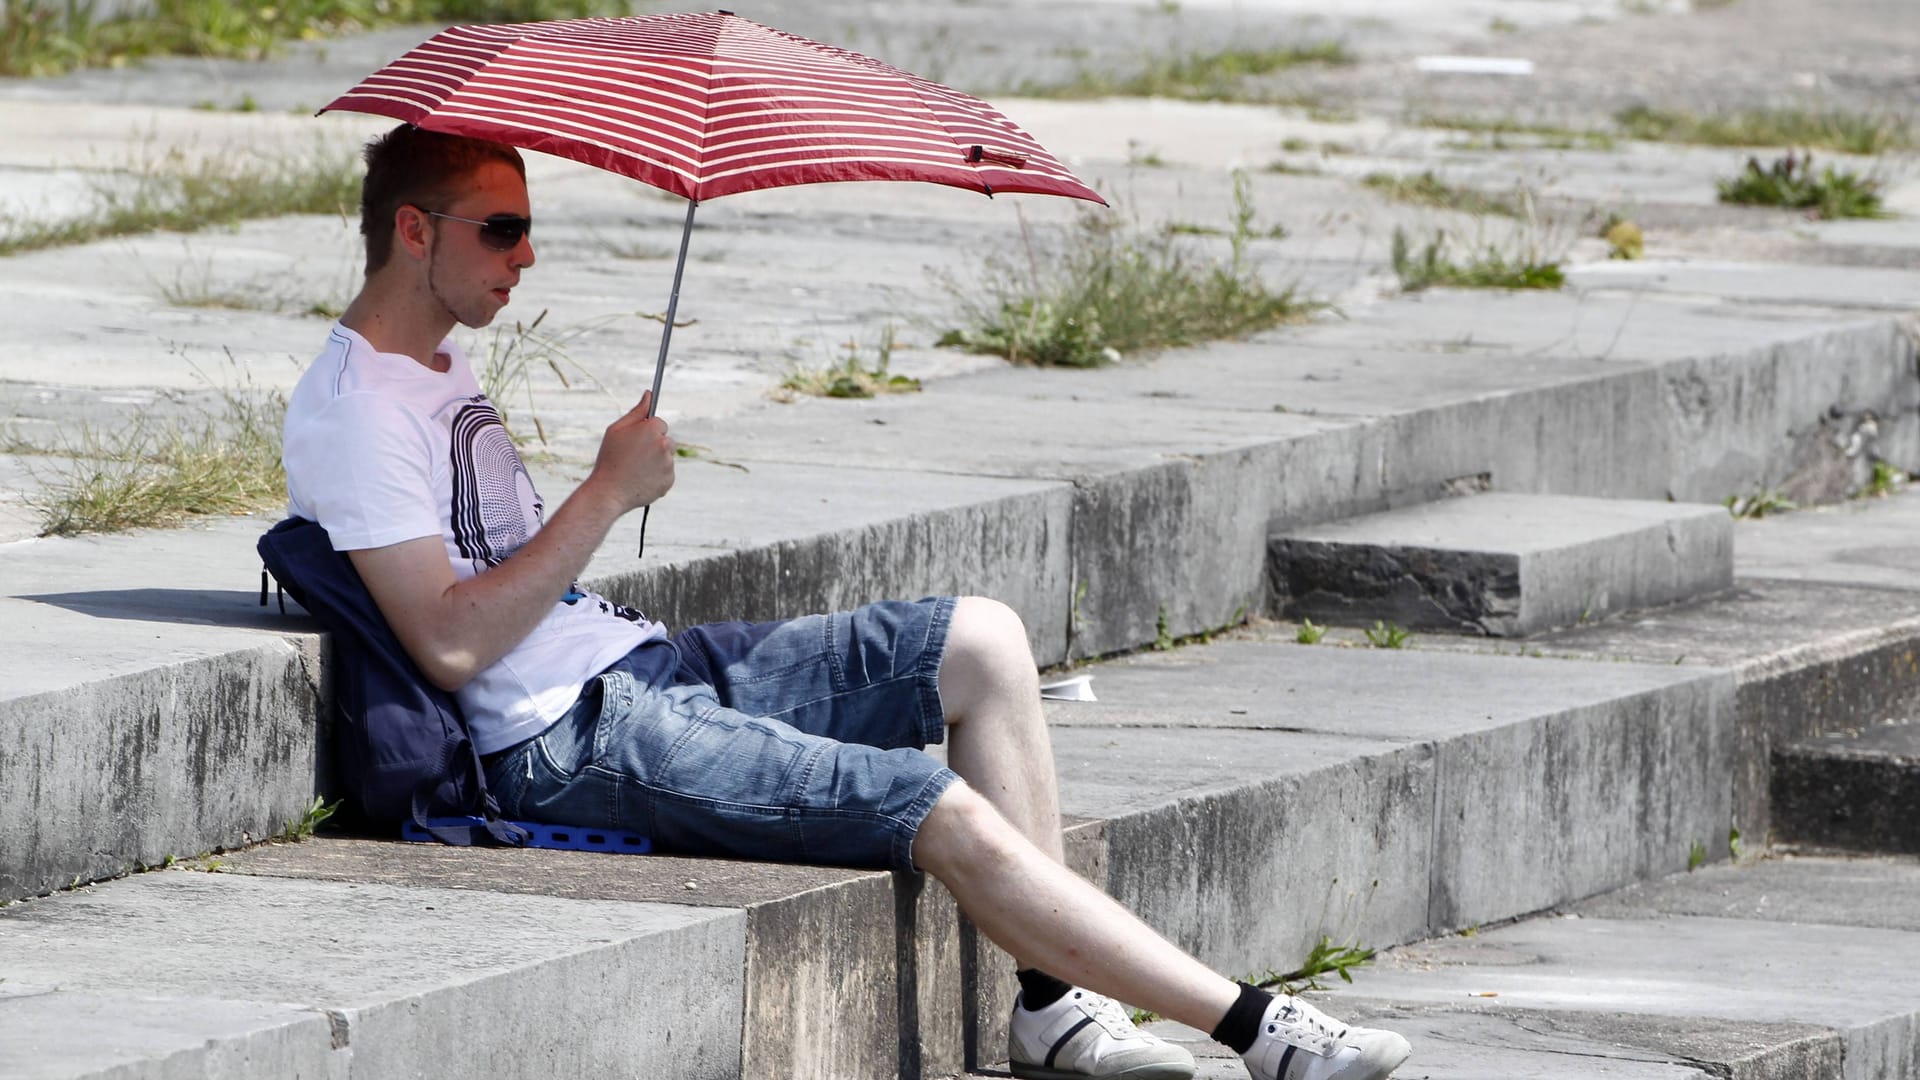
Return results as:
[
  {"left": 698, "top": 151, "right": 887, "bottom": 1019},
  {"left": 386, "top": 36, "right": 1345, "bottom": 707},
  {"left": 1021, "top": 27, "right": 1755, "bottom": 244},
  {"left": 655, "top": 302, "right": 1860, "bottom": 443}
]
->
[{"left": 402, "top": 817, "right": 651, "bottom": 854}]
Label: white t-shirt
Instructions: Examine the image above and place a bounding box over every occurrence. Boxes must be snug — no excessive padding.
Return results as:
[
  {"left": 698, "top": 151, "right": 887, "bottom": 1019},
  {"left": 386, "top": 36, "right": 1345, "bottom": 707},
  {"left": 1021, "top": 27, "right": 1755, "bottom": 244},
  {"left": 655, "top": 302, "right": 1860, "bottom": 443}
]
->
[{"left": 283, "top": 323, "right": 662, "bottom": 753}]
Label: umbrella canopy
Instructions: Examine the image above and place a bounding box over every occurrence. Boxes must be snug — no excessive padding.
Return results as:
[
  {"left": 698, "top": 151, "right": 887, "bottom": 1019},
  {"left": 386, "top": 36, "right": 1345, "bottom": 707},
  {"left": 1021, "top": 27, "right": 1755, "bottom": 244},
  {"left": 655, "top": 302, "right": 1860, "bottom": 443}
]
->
[
  {"left": 321, "top": 10, "right": 1104, "bottom": 205},
  {"left": 323, "top": 11, "right": 1106, "bottom": 555}
]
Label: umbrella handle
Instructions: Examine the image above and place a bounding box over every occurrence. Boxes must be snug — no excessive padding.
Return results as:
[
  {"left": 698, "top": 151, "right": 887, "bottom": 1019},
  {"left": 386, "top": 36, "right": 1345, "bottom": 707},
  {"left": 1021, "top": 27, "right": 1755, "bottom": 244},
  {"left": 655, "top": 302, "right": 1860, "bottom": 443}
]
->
[{"left": 637, "top": 198, "right": 699, "bottom": 559}]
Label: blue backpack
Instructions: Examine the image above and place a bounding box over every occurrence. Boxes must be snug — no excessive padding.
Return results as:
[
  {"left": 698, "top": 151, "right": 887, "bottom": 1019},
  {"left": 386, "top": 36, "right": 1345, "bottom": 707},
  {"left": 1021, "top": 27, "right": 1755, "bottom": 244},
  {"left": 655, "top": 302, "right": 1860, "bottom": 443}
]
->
[{"left": 258, "top": 516, "right": 527, "bottom": 846}]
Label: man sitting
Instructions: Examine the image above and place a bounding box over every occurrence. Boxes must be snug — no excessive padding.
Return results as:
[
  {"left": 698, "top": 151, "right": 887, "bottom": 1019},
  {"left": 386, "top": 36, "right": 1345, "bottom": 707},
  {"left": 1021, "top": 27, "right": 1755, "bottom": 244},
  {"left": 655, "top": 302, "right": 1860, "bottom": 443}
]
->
[{"left": 280, "top": 123, "right": 1411, "bottom": 1080}]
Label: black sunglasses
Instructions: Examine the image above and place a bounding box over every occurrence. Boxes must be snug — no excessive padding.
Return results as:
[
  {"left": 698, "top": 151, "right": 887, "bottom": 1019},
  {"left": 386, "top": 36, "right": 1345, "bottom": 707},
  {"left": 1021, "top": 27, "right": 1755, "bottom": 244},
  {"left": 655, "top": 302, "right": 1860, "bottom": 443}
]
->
[{"left": 421, "top": 208, "right": 532, "bottom": 251}]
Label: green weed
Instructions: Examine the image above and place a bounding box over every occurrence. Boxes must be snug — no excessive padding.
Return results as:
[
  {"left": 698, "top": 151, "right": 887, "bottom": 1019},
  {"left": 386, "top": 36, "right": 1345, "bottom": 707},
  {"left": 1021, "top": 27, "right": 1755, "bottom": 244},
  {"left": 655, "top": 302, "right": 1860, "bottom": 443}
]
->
[
  {"left": 1602, "top": 217, "right": 1644, "bottom": 260},
  {"left": 0, "top": 141, "right": 360, "bottom": 257},
  {"left": 1616, "top": 104, "right": 1913, "bottom": 154},
  {"left": 1257, "top": 936, "right": 1377, "bottom": 993},
  {"left": 1413, "top": 113, "right": 1616, "bottom": 151},
  {"left": 1362, "top": 171, "right": 1520, "bottom": 216},
  {"left": 1021, "top": 42, "right": 1353, "bottom": 102},
  {"left": 1688, "top": 839, "right": 1707, "bottom": 871},
  {"left": 1716, "top": 151, "right": 1885, "bottom": 219},
  {"left": 1153, "top": 605, "right": 1174, "bottom": 651},
  {"left": 1390, "top": 227, "right": 1565, "bottom": 292},
  {"left": 1858, "top": 461, "right": 1907, "bottom": 499},
  {"left": 1133, "top": 934, "right": 1378, "bottom": 1024},
  {"left": 938, "top": 171, "right": 1313, "bottom": 367},
  {"left": 777, "top": 326, "right": 921, "bottom": 401},
  {"left": 1724, "top": 488, "right": 1796, "bottom": 519},
  {"left": 1295, "top": 618, "right": 1326, "bottom": 645},
  {"left": 277, "top": 796, "right": 339, "bottom": 842},
  {"left": 1363, "top": 620, "right": 1410, "bottom": 649},
  {"left": 0, "top": 0, "right": 632, "bottom": 77},
  {"left": 23, "top": 378, "right": 287, "bottom": 536},
  {"left": 475, "top": 308, "right": 620, "bottom": 444},
  {"left": 1728, "top": 824, "right": 1744, "bottom": 861}
]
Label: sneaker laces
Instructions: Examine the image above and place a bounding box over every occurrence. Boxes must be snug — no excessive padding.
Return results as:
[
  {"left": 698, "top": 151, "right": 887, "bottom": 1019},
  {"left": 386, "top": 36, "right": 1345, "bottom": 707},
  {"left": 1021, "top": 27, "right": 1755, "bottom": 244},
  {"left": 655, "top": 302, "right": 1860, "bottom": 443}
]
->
[
  {"left": 1269, "top": 996, "right": 1343, "bottom": 1056},
  {"left": 1083, "top": 990, "right": 1146, "bottom": 1039}
]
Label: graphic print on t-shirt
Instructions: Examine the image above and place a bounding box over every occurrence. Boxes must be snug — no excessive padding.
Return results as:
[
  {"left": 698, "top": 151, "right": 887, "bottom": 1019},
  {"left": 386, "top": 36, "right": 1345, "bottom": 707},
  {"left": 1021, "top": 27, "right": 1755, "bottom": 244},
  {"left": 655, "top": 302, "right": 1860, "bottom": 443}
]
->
[{"left": 448, "top": 397, "right": 543, "bottom": 568}]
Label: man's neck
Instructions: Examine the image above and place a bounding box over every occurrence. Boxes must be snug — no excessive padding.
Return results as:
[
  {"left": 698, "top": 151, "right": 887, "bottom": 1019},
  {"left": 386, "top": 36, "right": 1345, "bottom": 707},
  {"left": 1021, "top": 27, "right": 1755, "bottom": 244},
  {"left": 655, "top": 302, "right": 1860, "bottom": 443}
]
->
[{"left": 339, "top": 279, "right": 457, "bottom": 373}]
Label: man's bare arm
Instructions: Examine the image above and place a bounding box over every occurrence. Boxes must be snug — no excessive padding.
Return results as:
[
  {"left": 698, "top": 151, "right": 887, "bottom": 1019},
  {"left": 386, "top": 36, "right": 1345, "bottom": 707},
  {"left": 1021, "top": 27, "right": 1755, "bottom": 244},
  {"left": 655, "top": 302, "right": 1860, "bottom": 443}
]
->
[{"left": 349, "top": 393, "right": 674, "bottom": 692}]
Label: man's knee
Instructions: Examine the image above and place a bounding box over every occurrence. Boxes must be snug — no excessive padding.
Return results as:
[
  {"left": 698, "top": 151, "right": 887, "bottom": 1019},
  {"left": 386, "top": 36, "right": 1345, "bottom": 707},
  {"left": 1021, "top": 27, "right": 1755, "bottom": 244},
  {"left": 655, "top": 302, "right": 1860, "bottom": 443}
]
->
[
  {"left": 943, "top": 596, "right": 1035, "bottom": 686},
  {"left": 912, "top": 780, "right": 1023, "bottom": 876}
]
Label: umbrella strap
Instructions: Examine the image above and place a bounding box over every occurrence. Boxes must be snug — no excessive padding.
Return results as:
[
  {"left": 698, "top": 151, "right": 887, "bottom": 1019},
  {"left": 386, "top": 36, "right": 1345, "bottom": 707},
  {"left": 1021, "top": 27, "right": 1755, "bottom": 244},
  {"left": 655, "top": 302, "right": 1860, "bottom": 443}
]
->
[{"left": 638, "top": 198, "right": 698, "bottom": 559}]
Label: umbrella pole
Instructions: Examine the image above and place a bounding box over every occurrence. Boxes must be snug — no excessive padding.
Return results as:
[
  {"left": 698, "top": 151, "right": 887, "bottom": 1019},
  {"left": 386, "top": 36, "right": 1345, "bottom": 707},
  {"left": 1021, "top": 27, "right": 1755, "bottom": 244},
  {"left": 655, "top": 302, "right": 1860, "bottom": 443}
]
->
[{"left": 637, "top": 198, "right": 698, "bottom": 558}]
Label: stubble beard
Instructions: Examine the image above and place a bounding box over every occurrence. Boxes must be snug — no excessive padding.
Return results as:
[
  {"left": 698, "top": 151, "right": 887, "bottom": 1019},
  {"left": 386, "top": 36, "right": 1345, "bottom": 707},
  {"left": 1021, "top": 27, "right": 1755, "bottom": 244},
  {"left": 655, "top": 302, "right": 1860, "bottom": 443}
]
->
[{"left": 426, "top": 244, "right": 498, "bottom": 330}]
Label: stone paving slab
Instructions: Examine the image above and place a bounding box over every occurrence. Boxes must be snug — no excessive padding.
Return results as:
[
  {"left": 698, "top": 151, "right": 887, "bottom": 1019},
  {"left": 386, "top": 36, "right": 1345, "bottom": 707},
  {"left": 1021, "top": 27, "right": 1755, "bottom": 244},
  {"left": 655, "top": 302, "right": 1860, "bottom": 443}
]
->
[
  {"left": 1286, "top": 855, "right": 1920, "bottom": 1080},
  {"left": 1271, "top": 493, "right": 1731, "bottom": 636},
  {"left": 1343, "top": 916, "right": 1920, "bottom": 1080},
  {"left": 0, "top": 870, "right": 747, "bottom": 1080},
  {"left": 1732, "top": 487, "right": 1920, "bottom": 592},
  {"left": 217, "top": 838, "right": 940, "bottom": 1080},
  {"left": 0, "top": 988, "right": 341, "bottom": 1080},
  {"left": 1572, "top": 853, "right": 1920, "bottom": 932},
  {"left": 1569, "top": 260, "right": 1920, "bottom": 312},
  {"left": 1045, "top": 637, "right": 1716, "bottom": 740}
]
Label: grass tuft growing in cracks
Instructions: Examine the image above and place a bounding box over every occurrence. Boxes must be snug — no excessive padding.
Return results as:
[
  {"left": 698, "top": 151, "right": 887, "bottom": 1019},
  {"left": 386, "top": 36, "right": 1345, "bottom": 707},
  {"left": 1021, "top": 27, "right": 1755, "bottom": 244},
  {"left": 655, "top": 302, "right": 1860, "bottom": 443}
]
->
[
  {"left": 0, "top": 141, "right": 361, "bottom": 257},
  {"left": 938, "top": 171, "right": 1315, "bottom": 367},
  {"left": 23, "top": 381, "right": 287, "bottom": 537}
]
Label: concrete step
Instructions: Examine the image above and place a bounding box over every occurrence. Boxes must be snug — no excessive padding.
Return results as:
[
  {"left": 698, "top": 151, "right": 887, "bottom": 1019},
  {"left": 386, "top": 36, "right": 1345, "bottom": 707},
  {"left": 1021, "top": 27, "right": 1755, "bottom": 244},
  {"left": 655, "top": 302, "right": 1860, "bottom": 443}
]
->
[
  {"left": 2, "top": 634, "right": 1735, "bottom": 1079},
  {"left": 1495, "top": 486, "right": 1920, "bottom": 847},
  {"left": 1252, "top": 854, "right": 1920, "bottom": 1080},
  {"left": 1268, "top": 493, "right": 1732, "bottom": 637},
  {"left": 0, "top": 868, "right": 747, "bottom": 1079},
  {"left": 8, "top": 287, "right": 1910, "bottom": 904},
  {"left": 1773, "top": 722, "right": 1920, "bottom": 854}
]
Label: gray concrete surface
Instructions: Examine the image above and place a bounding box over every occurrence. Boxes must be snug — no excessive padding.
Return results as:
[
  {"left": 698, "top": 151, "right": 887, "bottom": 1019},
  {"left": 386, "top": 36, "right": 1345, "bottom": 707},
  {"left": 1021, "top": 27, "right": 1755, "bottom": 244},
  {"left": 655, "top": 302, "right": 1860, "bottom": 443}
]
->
[
  {"left": 1772, "top": 721, "right": 1920, "bottom": 854},
  {"left": 1734, "top": 487, "right": 1920, "bottom": 592},
  {"left": 0, "top": 988, "right": 340, "bottom": 1080},
  {"left": 1271, "top": 493, "right": 1731, "bottom": 636},
  {"left": 217, "top": 837, "right": 957, "bottom": 1080},
  {"left": 1573, "top": 853, "right": 1920, "bottom": 932},
  {"left": 1034, "top": 639, "right": 1734, "bottom": 973},
  {"left": 4, "top": 0, "right": 1920, "bottom": 1076},
  {"left": 1319, "top": 853, "right": 1920, "bottom": 1080},
  {"left": 0, "top": 870, "right": 747, "bottom": 1079}
]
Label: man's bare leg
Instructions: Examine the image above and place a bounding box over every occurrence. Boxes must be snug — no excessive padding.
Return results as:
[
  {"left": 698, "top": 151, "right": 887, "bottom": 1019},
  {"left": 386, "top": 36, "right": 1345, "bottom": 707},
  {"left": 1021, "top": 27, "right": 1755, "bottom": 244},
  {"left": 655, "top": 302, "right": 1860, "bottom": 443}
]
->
[
  {"left": 927, "top": 598, "right": 1411, "bottom": 1080},
  {"left": 934, "top": 597, "right": 1232, "bottom": 1027},
  {"left": 913, "top": 781, "right": 1238, "bottom": 1033},
  {"left": 938, "top": 596, "right": 1065, "bottom": 863}
]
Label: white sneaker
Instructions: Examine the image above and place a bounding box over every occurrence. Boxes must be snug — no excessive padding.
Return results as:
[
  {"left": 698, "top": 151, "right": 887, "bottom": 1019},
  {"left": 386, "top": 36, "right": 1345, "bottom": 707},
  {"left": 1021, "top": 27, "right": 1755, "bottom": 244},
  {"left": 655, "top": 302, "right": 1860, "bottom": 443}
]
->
[
  {"left": 1239, "top": 995, "right": 1410, "bottom": 1080},
  {"left": 1009, "top": 987, "right": 1197, "bottom": 1080}
]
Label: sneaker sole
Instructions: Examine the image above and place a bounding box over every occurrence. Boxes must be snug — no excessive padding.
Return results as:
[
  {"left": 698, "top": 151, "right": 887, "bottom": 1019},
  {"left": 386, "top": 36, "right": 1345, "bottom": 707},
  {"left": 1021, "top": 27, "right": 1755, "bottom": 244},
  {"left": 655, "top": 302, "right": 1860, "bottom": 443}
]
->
[{"left": 1010, "top": 1062, "right": 1197, "bottom": 1080}]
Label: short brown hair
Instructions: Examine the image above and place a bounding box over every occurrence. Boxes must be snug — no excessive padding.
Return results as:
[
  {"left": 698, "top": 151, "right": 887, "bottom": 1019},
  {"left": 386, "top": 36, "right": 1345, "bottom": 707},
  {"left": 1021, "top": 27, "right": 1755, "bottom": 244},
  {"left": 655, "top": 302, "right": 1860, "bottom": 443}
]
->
[{"left": 359, "top": 124, "right": 526, "bottom": 274}]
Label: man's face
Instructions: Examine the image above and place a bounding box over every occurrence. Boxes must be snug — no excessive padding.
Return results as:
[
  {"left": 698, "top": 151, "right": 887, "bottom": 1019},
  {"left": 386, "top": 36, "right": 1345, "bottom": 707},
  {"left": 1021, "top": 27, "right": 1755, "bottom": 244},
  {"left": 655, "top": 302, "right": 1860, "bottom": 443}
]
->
[{"left": 424, "top": 159, "right": 536, "bottom": 330}]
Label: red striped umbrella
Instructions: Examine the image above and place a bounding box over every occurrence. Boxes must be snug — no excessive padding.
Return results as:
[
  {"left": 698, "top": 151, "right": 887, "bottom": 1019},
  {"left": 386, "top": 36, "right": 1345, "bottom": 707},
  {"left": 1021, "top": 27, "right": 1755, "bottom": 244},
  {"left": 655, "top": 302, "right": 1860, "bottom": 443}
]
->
[{"left": 323, "top": 9, "right": 1105, "bottom": 413}]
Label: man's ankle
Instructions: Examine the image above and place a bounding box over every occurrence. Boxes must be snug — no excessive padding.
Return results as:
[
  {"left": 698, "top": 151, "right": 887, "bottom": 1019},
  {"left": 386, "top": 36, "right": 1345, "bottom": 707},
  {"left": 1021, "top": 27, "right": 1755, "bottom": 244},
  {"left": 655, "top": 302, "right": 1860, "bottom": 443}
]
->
[
  {"left": 1208, "top": 981, "right": 1273, "bottom": 1054},
  {"left": 1016, "top": 968, "right": 1073, "bottom": 1011}
]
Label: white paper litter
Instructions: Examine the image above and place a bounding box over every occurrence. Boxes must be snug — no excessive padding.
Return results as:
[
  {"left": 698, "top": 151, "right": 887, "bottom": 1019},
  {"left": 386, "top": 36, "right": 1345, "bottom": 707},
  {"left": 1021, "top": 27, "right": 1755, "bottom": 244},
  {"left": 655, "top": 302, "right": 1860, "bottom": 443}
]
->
[
  {"left": 1414, "top": 56, "right": 1536, "bottom": 76},
  {"left": 1038, "top": 673, "right": 1097, "bottom": 702}
]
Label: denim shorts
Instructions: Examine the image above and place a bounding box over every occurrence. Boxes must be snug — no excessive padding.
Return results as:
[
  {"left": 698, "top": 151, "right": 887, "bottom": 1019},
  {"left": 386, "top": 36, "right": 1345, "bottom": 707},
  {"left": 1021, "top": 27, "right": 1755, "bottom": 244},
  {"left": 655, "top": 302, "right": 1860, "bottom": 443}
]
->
[{"left": 482, "top": 597, "right": 960, "bottom": 871}]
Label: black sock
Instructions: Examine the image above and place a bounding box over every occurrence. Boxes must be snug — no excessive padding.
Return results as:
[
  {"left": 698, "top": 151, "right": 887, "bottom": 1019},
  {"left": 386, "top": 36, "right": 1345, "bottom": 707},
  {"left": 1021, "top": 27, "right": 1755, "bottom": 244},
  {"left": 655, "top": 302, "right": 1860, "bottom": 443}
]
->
[
  {"left": 1016, "top": 968, "right": 1073, "bottom": 1011},
  {"left": 1210, "top": 981, "right": 1274, "bottom": 1054}
]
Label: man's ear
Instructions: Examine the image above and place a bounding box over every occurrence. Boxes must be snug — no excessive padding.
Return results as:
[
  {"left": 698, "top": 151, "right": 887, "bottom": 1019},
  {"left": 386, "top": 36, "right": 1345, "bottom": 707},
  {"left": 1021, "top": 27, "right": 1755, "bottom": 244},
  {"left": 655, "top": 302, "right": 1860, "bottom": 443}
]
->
[{"left": 394, "top": 205, "right": 433, "bottom": 262}]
